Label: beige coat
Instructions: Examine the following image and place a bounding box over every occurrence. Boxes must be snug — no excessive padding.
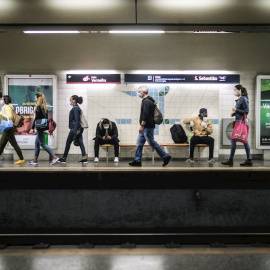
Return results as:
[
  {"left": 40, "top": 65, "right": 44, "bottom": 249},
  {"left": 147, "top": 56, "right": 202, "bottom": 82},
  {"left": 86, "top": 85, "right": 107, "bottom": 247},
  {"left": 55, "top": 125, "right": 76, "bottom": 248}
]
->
[
  {"left": 0, "top": 104, "right": 15, "bottom": 122},
  {"left": 183, "top": 116, "right": 213, "bottom": 137}
]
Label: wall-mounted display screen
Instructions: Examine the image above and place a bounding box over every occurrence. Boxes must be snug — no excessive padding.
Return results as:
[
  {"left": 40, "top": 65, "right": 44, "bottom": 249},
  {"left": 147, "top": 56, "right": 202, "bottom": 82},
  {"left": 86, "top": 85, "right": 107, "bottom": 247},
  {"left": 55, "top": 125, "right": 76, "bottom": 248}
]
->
[
  {"left": 125, "top": 74, "right": 240, "bottom": 84},
  {"left": 256, "top": 75, "right": 270, "bottom": 149},
  {"left": 4, "top": 75, "right": 57, "bottom": 149},
  {"left": 66, "top": 74, "right": 121, "bottom": 84}
]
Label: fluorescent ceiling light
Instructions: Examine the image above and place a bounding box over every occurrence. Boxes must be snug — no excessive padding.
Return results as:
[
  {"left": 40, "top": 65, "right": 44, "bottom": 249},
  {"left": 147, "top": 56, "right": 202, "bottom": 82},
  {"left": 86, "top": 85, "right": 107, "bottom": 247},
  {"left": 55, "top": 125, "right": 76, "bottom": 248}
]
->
[
  {"left": 193, "top": 31, "right": 231, "bottom": 34},
  {"left": 109, "top": 30, "right": 165, "bottom": 34},
  {"left": 23, "top": 31, "right": 80, "bottom": 34}
]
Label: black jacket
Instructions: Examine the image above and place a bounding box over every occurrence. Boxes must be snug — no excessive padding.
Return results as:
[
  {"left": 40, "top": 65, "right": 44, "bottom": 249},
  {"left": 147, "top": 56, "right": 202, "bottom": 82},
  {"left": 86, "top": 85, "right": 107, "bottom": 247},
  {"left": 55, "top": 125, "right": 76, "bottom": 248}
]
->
[
  {"left": 140, "top": 96, "right": 155, "bottom": 128},
  {"left": 95, "top": 120, "right": 119, "bottom": 141}
]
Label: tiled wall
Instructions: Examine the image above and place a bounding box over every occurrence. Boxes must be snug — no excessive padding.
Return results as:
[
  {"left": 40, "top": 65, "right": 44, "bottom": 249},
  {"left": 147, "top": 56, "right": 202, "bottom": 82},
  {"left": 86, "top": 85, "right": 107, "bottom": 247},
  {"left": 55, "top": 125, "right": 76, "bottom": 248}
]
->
[
  {"left": 3, "top": 71, "right": 264, "bottom": 161},
  {"left": 57, "top": 72, "right": 221, "bottom": 160}
]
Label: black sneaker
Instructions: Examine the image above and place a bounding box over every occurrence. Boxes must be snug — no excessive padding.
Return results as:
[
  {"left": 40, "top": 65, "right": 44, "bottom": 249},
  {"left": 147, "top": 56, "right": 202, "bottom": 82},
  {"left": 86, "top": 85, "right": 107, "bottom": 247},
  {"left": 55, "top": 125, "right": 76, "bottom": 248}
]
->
[
  {"left": 221, "top": 159, "right": 233, "bottom": 166},
  {"left": 58, "top": 157, "right": 66, "bottom": 163},
  {"left": 240, "top": 160, "right": 253, "bottom": 167},
  {"left": 129, "top": 160, "right": 142, "bottom": 167},
  {"left": 79, "top": 158, "right": 88, "bottom": 164},
  {"left": 163, "top": 155, "right": 171, "bottom": 167}
]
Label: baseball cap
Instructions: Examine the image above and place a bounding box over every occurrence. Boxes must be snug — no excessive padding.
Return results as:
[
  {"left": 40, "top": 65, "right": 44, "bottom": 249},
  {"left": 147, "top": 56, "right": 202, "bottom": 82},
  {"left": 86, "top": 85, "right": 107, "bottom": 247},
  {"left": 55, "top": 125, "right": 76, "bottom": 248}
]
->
[{"left": 199, "top": 108, "right": 207, "bottom": 115}]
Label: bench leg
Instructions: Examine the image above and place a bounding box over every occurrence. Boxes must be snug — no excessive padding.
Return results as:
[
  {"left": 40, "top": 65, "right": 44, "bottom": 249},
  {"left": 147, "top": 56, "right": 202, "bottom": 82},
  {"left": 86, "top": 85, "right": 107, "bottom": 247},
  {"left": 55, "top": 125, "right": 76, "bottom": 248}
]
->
[
  {"left": 106, "top": 146, "right": 109, "bottom": 163},
  {"left": 198, "top": 147, "right": 200, "bottom": 162},
  {"left": 152, "top": 148, "right": 154, "bottom": 165}
]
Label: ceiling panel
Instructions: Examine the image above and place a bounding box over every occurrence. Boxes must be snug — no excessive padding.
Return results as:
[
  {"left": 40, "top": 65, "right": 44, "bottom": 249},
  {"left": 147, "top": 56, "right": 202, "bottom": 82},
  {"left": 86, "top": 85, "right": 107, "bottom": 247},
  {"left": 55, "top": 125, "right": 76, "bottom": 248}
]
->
[
  {"left": 137, "top": 0, "right": 270, "bottom": 24},
  {"left": 0, "top": 0, "right": 135, "bottom": 24}
]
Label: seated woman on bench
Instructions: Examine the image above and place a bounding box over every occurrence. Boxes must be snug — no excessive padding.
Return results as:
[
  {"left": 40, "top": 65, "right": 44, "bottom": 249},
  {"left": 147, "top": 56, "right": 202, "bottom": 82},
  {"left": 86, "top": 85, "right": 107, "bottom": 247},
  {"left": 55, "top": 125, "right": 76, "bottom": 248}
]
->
[
  {"left": 93, "top": 118, "right": 119, "bottom": 163},
  {"left": 183, "top": 108, "right": 215, "bottom": 163}
]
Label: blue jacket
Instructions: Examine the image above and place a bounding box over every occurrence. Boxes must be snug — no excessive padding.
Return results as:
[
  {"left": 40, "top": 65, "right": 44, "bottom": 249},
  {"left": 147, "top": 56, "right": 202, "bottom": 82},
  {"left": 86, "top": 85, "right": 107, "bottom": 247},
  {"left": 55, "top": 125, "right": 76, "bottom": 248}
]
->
[
  {"left": 69, "top": 104, "right": 81, "bottom": 134},
  {"left": 234, "top": 96, "right": 249, "bottom": 122}
]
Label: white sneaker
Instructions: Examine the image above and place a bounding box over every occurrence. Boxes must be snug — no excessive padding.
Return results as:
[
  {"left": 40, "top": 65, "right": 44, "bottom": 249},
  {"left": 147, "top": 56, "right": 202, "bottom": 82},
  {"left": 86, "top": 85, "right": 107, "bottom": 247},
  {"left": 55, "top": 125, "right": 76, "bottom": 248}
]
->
[
  {"left": 50, "top": 156, "right": 59, "bottom": 165},
  {"left": 94, "top": 157, "right": 99, "bottom": 163},
  {"left": 114, "top": 157, "right": 119, "bottom": 163}
]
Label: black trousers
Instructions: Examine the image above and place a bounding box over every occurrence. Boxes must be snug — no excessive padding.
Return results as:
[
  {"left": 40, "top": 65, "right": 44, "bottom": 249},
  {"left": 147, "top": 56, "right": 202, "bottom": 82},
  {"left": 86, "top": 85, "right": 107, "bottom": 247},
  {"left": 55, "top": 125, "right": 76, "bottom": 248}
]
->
[
  {"left": 0, "top": 127, "right": 24, "bottom": 160},
  {"left": 94, "top": 138, "right": 119, "bottom": 158},
  {"left": 189, "top": 136, "right": 214, "bottom": 159}
]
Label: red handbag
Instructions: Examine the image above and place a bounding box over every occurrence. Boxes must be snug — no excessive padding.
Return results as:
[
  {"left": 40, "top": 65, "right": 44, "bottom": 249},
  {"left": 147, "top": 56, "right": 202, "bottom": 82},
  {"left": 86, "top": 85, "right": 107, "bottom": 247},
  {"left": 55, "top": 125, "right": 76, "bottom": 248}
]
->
[{"left": 230, "top": 114, "right": 249, "bottom": 144}]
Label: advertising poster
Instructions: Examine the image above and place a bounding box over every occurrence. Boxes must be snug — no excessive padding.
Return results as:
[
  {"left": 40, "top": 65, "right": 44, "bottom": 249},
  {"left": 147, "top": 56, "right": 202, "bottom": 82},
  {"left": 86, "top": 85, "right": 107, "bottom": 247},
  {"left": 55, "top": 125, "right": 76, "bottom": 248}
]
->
[
  {"left": 4, "top": 75, "right": 57, "bottom": 149},
  {"left": 256, "top": 76, "right": 270, "bottom": 149}
]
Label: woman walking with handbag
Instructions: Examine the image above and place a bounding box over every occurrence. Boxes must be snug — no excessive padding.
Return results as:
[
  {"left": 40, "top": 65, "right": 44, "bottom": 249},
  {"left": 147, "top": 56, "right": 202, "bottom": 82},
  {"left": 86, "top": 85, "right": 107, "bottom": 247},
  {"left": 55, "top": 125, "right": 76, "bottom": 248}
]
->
[
  {"left": 58, "top": 95, "right": 88, "bottom": 164},
  {"left": 28, "top": 93, "right": 59, "bottom": 165},
  {"left": 0, "top": 95, "right": 25, "bottom": 164},
  {"left": 221, "top": 85, "right": 252, "bottom": 166}
]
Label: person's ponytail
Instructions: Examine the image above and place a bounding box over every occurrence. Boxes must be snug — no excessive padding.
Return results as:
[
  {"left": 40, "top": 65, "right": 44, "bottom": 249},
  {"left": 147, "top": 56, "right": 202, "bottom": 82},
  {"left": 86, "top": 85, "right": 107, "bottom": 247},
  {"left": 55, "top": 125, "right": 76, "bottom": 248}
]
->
[{"left": 242, "top": 87, "right": 249, "bottom": 99}]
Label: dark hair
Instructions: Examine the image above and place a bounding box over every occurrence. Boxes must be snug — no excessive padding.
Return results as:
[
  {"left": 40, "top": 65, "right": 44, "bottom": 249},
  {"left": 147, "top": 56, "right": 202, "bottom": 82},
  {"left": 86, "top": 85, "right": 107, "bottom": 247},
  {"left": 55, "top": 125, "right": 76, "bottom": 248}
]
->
[
  {"left": 102, "top": 118, "right": 109, "bottom": 124},
  {"left": 71, "top": 95, "right": 83, "bottom": 104},
  {"left": 3, "top": 95, "right": 11, "bottom": 104},
  {"left": 235, "top": 84, "right": 249, "bottom": 99}
]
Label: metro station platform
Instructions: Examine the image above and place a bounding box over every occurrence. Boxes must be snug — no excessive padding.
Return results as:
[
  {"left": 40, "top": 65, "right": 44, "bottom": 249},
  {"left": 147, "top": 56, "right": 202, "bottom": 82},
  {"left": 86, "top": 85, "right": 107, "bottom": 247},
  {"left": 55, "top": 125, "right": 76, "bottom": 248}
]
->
[{"left": 1, "top": 159, "right": 270, "bottom": 247}]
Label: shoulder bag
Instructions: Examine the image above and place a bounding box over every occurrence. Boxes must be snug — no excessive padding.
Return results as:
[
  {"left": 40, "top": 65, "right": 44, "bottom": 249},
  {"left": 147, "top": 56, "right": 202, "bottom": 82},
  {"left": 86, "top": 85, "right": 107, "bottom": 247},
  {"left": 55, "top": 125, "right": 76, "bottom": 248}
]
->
[{"left": 35, "top": 107, "right": 49, "bottom": 131}]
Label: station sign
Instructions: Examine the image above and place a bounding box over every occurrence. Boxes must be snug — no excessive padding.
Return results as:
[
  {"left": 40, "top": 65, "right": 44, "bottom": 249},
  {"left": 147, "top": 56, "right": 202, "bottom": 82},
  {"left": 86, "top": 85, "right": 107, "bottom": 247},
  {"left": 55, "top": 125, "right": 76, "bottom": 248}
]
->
[
  {"left": 66, "top": 74, "right": 121, "bottom": 84},
  {"left": 124, "top": 74, "right": 240, "bottom": 84}
]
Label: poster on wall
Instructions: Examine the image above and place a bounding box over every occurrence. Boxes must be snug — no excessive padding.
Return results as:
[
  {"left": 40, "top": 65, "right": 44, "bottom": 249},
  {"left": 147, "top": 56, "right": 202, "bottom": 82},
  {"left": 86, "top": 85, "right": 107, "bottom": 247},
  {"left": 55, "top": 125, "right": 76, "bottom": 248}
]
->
[
  {"left": 4, "top": 75, "right": 57, "bottom": 149},
  {"left": 256, "top": 75, "right": 270, "bottom": 149}
]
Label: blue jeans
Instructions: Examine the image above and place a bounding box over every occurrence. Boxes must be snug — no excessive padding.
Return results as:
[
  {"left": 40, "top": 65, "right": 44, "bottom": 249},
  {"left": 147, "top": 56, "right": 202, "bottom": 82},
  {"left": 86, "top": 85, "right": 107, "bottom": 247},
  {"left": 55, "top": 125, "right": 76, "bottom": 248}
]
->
[
  {"left": 134, "top": 128, "right": 169, "bottom": 162},
  {"left": 229, "top": 140, "right": 252, "bottom": 160},
  {"left": 63, "top": 128, "right": 86, "bottom": 158},
  {"left": 35, "top": 131, "right": 54, "bottom": 158}
]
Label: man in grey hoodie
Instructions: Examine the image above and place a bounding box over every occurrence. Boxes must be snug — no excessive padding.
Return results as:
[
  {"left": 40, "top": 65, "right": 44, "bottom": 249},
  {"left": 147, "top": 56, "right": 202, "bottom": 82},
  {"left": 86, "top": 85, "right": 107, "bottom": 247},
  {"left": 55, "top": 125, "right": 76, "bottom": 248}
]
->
[{"left": 129, "top": 85, "right": 171, "bottom": 167}]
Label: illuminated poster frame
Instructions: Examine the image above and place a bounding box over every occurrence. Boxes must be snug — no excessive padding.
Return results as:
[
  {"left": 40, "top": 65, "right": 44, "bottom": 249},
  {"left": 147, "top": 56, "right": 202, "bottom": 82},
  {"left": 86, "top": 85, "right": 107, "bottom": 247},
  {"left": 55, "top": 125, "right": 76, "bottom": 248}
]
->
[
  {"left": 256, "top": 75, "right": 270, "bottom": 149},
  {"left": 4, "top": 75, "right": 57, "bottom": 149}
]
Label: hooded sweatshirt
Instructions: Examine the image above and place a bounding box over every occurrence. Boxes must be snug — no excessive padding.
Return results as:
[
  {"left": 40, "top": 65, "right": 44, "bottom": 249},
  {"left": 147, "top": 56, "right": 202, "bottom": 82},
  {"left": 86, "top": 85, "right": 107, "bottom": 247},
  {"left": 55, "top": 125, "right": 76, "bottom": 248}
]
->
[{"left": 140, "top": 96, "right": 155, "bottom": 128}]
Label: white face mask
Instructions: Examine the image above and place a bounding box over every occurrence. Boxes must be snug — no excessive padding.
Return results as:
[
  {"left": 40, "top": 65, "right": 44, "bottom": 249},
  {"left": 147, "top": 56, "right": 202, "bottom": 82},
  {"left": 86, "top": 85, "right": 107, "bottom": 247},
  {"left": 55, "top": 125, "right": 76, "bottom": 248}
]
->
[{"left": 203, "top": 117, "right": 208, "bottom": 121}]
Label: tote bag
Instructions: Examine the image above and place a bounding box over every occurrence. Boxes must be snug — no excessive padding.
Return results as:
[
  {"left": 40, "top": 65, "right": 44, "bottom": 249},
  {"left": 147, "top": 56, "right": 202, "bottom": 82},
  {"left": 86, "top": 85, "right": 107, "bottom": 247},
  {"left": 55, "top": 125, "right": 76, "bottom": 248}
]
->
[
  {"left": 0, "top": 117, "right": 13, "bottom": 132},
  {"left": 80, "top": 110, "right": 88, "bottom": 129},
  {"left": 230, "top": 114, "right": 249, "bottom": 144}
]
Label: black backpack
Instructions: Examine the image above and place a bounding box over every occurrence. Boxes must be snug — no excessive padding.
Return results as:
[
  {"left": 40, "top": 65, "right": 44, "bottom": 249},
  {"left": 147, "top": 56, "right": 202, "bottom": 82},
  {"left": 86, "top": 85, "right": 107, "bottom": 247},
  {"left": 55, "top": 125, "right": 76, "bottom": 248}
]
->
[{"left": 170, "top": 124, "right": 188, "bottom": 143}]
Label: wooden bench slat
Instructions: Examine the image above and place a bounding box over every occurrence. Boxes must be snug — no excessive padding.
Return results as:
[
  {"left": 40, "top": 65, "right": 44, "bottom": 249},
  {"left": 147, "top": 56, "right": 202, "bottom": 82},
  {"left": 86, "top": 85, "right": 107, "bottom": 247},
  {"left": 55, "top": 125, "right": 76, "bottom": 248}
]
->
[{"left": 100, "top": 143, "right": 209, "bottom": 163}]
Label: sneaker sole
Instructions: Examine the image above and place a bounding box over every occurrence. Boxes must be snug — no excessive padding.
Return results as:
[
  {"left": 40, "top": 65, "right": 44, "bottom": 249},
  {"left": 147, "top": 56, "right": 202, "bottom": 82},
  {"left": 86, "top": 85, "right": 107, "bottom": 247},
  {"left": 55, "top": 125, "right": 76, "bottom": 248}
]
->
[{"left": 129, "top": 164, "right": 142, "bottom": 167}]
